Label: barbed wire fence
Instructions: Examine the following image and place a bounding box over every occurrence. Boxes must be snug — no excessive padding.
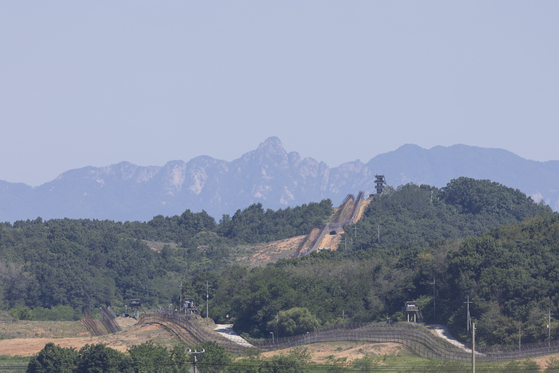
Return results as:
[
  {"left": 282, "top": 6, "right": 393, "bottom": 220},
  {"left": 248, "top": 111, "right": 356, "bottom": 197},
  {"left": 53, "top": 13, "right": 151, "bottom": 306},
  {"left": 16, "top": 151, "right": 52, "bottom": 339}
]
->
[
  {"left": 139, "top": 314, "right": 559, "bottom": 362},
  {"left": 296, "top": 191, "right": 366, "bottom": 258}
]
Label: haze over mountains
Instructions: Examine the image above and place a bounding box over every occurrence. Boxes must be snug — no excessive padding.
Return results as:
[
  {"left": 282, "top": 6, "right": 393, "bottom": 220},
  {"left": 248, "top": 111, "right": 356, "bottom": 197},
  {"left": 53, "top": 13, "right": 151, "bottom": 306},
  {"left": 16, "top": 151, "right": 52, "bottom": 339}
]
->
[{"left": 1, "top": 137, "right": 558, "bottom": 223}]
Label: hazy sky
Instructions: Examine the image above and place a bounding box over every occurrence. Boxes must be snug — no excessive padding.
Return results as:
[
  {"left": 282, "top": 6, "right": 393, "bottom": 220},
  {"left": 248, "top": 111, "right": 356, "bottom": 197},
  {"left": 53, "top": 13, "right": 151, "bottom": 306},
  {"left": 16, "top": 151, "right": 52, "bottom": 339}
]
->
[{"left": 1, "top": 2, "right": 558, "bottom": 186}]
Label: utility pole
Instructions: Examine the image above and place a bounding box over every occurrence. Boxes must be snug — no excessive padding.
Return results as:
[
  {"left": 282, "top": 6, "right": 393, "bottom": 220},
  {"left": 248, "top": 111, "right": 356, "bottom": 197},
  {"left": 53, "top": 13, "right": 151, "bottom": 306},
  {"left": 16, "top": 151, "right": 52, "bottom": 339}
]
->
[
  {"left": 429, "top": 278, "right": 436, "bottom": 320},
  {"left": 464, "top": 296, "right": 474, "bottom": 333},
  {"left": 276, "top": 311, "right": 279, "bottom": 339},
  {"left": 519, "top": 321, "right": 521, "bottom": 352},
  {"left": 472, "top": 323, "right": 476, "bottom": 373},
  {"left": 344, "top": 236, "right": 347, "bottom": 252},
  {"left": 206, "top": 282, "right": 209, "bottom": 319},
  {"left": 187, "top": 348, "right": 205, "bottom": 373},
  {"left": 377, "top": 225, "right": 380, "bottom": 243},
  {"left": 547, "top": 309, "right": 553, "bottom": 348},
  {"left": 339, "top": 310, "right": 347, "bottom": 322},
  {"left": 354, "top": 225, "right": 357, "bottom": 238},
  {"left": 179, "top": 281, "right": 183, "bottom": 314}
]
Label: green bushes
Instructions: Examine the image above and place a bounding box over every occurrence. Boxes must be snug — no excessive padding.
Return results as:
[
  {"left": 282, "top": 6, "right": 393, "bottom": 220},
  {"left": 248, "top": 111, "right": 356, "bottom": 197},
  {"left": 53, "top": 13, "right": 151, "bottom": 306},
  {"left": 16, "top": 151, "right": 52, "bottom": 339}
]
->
[
  {"left": 32, "top": 306, "right": 82, "bottom": 321},
  {"left": 8, "top": 305, "right": 82, "bottom": 321},
  {"left": 8, "top": 306, "right": 32, "bottom": 320},
  {"left": 266, "top": 308, "right": 320, "bottom": 337},
  {"left": 0, "top": 199, "right": 333, "bottom": 312},
  {"left": 26, "top": 342, "right": 310, "bottom": 373}
]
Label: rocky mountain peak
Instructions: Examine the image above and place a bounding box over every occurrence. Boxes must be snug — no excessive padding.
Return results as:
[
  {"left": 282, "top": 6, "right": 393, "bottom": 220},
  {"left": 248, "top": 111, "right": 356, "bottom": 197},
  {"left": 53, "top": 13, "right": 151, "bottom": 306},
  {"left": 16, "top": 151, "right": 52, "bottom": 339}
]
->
[
  {"left": 1, "top": 140, "right": 558, "bottom": 223},
  {"left": 256, "top": 137, "right": 287, "bottom": 157}
]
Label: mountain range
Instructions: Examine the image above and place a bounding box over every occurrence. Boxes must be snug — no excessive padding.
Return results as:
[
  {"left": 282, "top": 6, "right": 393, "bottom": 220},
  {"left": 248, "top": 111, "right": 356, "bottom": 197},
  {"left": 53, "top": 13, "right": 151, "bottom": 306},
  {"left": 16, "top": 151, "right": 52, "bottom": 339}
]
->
[{"left": 1, "top": 137, "right": 558, "bottom": 223}]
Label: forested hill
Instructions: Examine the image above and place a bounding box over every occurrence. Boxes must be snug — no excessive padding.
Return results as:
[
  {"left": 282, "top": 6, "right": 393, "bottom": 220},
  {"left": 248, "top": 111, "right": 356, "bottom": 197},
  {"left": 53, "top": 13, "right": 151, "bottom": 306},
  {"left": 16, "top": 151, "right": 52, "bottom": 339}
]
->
[
  {"left": 1, "top": 177, "right": 556, "bottom": 349},
  {"left": 124, "top": 198, "right": 333, "bottom": 245},
  {"left": 347, "top": 177, "right": 551, "bottom": 253},
  {"left": 206, "top": 213, "right": 559, "bottom": 347},
  {"left": 205, "top": 182, "right": 555, "bottom": 346},
  {"left": 0, "top": 200, "right": 332, "bottom": 312}
]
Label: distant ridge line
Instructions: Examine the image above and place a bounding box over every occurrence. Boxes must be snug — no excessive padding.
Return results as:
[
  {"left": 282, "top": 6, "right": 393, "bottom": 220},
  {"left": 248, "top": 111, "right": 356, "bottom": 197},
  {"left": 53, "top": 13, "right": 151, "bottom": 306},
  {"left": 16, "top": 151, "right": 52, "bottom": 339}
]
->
[{"left": 1, "top": 139, "right": 557, "bottom": 223}]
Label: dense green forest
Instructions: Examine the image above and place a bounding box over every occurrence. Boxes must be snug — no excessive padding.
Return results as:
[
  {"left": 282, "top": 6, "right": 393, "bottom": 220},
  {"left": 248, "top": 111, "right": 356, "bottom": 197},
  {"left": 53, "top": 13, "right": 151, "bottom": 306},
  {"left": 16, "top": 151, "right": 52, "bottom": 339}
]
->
[
  {"left": 347, "top": 177, "right": 550, "bottom": 252},
  {"left": 202, "top": 178, "right": 556, "bottom": 345},
  {"left": 2, "top": 177, "right": 558, "bottom": 348},
  {"left": 0, "top": 200, "right": 332, "bottom": 312},
  {"left": 207, "top": 213, "right": 559, "bottom": 346},
  {"left": 125, "top": 199, "right": 333, "bottom": 245}
]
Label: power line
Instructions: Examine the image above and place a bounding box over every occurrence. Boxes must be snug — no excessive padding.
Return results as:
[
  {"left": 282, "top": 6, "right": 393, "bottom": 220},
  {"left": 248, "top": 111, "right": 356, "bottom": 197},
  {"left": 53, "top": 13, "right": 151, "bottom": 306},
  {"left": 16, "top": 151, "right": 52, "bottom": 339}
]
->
[
  {"left": 428, "top": 278, "right": 436, "bottom": 320},
  {"left": 206, "top": 281, "right": 209, "bottom": 319},
  {"left": 464, "top": 296, "right": 473, "bottom": 333},
  {"left": 546, "top": 309, "right": 554, "bottom": 348}
]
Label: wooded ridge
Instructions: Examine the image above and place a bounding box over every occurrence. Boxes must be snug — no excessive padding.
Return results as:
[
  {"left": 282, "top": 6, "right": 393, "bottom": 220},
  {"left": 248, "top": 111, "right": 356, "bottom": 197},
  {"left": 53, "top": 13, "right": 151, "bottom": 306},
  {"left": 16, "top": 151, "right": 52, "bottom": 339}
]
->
[{"left": 0, "top": 177, "right": 556, "bottom": 348}]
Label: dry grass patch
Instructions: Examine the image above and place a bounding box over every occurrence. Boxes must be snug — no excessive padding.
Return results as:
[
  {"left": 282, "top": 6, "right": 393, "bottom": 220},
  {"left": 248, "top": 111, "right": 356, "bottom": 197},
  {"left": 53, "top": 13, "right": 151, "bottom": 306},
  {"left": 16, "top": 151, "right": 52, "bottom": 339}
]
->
[
  {"left": 235, "top": 235, "right": 306, "bottom": 267},
  {"left": 259, "top": 341, "right": 403, "bottom": 363},
  {"left": 0, "top": 322, "right": 180, "bottom": 357},
  {"left": 0, "top": 320, "right": 88, "bottom": 340}
]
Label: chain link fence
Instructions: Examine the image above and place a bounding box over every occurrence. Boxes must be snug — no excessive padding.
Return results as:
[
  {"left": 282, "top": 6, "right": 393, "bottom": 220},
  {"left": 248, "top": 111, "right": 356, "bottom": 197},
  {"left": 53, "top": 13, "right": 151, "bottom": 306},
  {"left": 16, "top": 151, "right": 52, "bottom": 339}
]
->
[{"left": 139, "top": 314, "right": 559, "bottom": 362}]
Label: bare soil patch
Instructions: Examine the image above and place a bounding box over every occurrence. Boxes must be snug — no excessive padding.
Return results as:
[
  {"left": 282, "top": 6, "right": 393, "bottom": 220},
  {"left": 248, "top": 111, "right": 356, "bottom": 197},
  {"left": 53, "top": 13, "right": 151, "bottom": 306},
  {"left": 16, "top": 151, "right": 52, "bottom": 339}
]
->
[
  {"left": 235, "top": 235, "right": 306, "bottom": 267},
  {"left": 0, "top": 322, "right": 180, "bottom": 357},
  {"left": 259, "top": 341, "right": 403, "bottom": 363},
  {"left": 529, "top": 353, "right": 559, "bottom": 370},
  {"left": 0, "top": 320, "right": 88, "bottom": 340},
  {"left": 315, "top": 198, "right": 371, "bottom": 252},
  {"left": 317, "top": 231, "right": 344, "bottom": 251},
  {"left": 354, "top": 198, "right": 371, "bottom": 222}
]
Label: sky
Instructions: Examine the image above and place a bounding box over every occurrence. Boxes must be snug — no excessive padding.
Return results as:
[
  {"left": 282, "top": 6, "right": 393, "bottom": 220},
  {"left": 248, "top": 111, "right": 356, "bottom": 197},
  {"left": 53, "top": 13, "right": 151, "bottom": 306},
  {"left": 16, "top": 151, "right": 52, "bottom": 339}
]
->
[{"left": 1, "top": 1, "right": 558, "bottom": 187}]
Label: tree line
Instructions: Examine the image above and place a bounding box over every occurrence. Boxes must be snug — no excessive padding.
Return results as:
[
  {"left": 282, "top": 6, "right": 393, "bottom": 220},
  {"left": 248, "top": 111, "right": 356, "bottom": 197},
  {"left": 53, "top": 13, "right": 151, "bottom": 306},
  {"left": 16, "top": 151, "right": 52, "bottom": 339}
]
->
[
  {"left": 0, "top": 200, "right": 332, "bottom": 315},
  {"left": 27, "top": 340, "right": 552, "bottom": 372},
  {"left": 2, "top": 177, "right": 558, "bottom": 348},
  {"left": 201, "top": 178, "right": 557, "bottom": 346}
]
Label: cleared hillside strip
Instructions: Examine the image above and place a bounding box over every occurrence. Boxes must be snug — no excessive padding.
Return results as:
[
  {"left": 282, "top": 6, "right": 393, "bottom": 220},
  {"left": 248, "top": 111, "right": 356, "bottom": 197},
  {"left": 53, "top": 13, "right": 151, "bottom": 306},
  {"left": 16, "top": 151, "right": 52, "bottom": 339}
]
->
[
  {"left": 348, "top": 191, "right": 365, "bottom": 224},
  {"left": 296, "top": 191, "right": 367, "bottom": 257},
  {"left": 334, "top": 193, "right": 354, "bottom": 222}
]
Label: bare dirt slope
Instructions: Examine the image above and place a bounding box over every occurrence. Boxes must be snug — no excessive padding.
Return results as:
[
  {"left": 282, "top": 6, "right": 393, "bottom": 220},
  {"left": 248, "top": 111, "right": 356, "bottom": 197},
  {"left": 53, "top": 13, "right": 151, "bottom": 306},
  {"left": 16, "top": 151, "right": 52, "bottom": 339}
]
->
[
  {"left": 532, "top": 354, "right": 559, "bottom": 370},
  {"left": 314, "top": 198, "right": 372, "bottom": 252},
  {"left": 354, "top": 198, "right": 372, "bottom": 222},
  {"left": 0, "top": 319, "right": 179, "bottom": 357},
  {"left": 0, "top": 320, "right": 89, "bottom": 340},
  {"left": 317, "top": 231, "right": 344, "bottom": 251},
  {"left": 235, "top": 235, "right": 306, "bottom": 267},
  {"left": 259, "top": 341, "right": 403, "bottom": 363}
]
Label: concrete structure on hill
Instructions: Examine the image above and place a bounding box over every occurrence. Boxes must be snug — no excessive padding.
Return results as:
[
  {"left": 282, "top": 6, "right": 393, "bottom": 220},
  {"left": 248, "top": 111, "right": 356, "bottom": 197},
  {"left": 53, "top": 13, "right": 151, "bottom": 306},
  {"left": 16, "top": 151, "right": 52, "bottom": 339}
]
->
[{"left": 375, "top": 175, "right": 386, "bottom": 194}]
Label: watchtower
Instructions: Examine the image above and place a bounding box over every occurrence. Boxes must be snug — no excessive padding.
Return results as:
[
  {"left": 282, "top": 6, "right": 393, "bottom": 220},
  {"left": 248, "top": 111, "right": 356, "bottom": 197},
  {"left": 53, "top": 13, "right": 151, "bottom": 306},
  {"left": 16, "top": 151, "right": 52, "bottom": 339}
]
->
[
  {"left": 129, "top": 299, "right": 141, "bottom": 318},
  {"left": 404, "top": 301, "right": 422, "bottom": 323},
  {"left": 374, "top": 175, "right": 386, "bottom": 194},
  {"left": 183, "top": 298, "right": 199, "bottom": 315}
]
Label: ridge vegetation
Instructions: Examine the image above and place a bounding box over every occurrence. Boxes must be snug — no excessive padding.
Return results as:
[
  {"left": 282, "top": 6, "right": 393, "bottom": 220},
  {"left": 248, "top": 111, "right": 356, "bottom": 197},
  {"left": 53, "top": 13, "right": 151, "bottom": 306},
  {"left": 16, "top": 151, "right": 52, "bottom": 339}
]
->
[
  {"left": 0, "top": 177, "right": 557, "bottom": 350},
  {"left": 0, "top": 200, "right": 332, "bottom": 313}
]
